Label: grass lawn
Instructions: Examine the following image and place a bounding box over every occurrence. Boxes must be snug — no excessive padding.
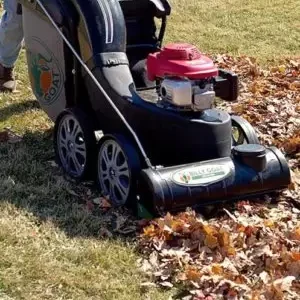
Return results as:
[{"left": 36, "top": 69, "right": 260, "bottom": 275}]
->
[
  {"left": 0, "top": 0, "right": 299, "bottom": 299},
  {"left": 167, "top": 0, "right": 300, "bottom": 63}
]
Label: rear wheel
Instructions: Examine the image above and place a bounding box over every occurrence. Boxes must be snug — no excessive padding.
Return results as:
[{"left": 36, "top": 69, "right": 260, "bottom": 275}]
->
[
  {"left": 54, "top": 108, "right": 97, "bottom": 180},
  {"left": 231, "top": 115, "right": 260, "bottom": 146},
  {"left": 96, "top": 134, "right": 141, "bottom": 207}
]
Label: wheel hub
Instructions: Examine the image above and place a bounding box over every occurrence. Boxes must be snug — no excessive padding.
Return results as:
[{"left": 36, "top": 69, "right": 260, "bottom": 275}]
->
[
  {"left": 109, "top": 167, "right": 116, "bottom": 178},
  {"left": 57, "top": 114, "right": 87, "bottom": 178},
  {"left": 67, "top": 140, "right": 75, "bottom": 152}
]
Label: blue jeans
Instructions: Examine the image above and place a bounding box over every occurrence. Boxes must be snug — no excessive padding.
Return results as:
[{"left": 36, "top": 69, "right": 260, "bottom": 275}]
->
[{"left": 0, "top": 0, "right": 23, "bottom": 68}]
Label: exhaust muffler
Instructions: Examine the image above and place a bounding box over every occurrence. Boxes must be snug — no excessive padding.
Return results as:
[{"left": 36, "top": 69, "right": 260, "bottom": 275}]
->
[{"left": 138, "top": 144, "right": 291, "bottom": 215}]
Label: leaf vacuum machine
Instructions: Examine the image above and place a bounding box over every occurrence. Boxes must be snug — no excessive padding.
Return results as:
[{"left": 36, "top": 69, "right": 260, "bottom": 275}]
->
[{"left": 18, "top": 0, "right": 291, "bottom": 217}]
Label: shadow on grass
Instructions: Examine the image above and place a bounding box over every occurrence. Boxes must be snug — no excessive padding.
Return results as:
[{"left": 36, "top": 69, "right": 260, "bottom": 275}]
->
[
  {"left": 0, "top": 127, "right": 281, "bottom": 243},
  {"left": 0, "top": 100, "right": 40, "bottom": 122},
  {"left": 0, "top": 129, "right": 139, "bottom": 241}
]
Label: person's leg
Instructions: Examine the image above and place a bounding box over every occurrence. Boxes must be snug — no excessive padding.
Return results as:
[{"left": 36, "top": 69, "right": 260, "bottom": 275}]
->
[{"left": 0, "top": 0, "right": 24, "bottom": 91}]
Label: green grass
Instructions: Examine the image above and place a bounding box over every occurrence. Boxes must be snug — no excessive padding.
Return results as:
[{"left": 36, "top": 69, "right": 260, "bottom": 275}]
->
[
  {"left": 166, "top": 0, "right": 300, "bottom": 63},
  {"left": 0, "top": 1, "right": 299, "bottom": 299}
]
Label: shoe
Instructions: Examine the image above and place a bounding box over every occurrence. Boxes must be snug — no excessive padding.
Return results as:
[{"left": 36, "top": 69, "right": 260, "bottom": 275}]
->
[{"left": 0, "top": 64, "right": 17, "bottom": 92}]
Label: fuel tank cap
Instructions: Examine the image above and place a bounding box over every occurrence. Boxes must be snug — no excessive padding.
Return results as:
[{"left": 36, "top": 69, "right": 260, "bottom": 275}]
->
[
  {"left": 233, "top": 144, "right": 267, "bottom": 172},
  {"left": 233, "top": 144, "right": 266, "bottom": 157}
]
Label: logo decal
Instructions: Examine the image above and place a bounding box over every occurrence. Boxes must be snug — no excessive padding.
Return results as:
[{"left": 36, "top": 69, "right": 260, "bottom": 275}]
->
[
  {"left": 172, "top": 164, "right": 232, "bottom": 186},
  {"left": 179, "top": 173, "right": 191, "bottom": 184},
  {"left": 27, "top": 37, "right": 63, "bottom": 105}
]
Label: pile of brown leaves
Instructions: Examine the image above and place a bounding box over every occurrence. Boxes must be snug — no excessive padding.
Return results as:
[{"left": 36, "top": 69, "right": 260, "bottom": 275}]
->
[
  {"left": 138, "top": 56, "right": 300, "bottom": 299},
  {"left": 139, "top": 205, "right": 300, "bottom": 299},
  {"left": 214, "top": 55, "right": 300, "bottom": 161}
]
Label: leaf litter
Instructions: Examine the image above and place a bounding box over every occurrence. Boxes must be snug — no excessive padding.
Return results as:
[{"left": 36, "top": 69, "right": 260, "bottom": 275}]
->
[
  {"left": 0, "top": 128, "right": 22, "bottom": 143},
  {"left": 137, "top": 55, "right": 300, "bottom": 300}
]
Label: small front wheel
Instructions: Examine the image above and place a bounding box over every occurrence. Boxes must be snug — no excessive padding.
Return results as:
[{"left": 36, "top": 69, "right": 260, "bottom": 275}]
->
[
  {"left": 96, "top": 134, "right": 141, "bottom": 207},
  {"left": 231, "top": 115, "right": 260, "bottom": 146}
]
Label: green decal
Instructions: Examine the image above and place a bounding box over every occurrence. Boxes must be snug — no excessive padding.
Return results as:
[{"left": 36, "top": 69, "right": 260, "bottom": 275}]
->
[{"left": 172, "top": 164, "right": 232, "bottom": 186}]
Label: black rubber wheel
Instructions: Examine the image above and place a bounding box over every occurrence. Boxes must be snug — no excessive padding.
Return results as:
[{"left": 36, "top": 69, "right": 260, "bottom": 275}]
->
[
  {"left": 231, "top": 115, "right": 260, "bottom": 146},
  {"left": 53, "top": 107, "right": 97, "bottom": 180},
  {"left": 96, "top": 134, "right": 141, "bottom": 208}
]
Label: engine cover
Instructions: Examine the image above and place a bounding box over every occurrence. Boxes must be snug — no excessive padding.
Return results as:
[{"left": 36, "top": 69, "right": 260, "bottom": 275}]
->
[{"left": 147, "top": 43, "right": 219, "bottom": 81}]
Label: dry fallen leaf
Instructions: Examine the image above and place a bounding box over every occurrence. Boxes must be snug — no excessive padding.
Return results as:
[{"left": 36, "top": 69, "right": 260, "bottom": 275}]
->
[
  {"left": 85, "top": 200, "right": 95, "bottom": 212},
  {"left": 93, "top": 197, "right": 112, "bottom": 209},
  {"left": 185, "top": 266, "right": 202, "bottom": 281},
  {"left": 0, "top": 131, "right": 9, "bottom": 142},
  {"left": 259, "top": 271, "right": 271, "bottom": 284},
  {"left": 65, "top": 187, "right": 80, "bottom": 197},
  {"left": 0, "top": 129, "right": 22, "bottom": 144},
  {"left": 204, "top": 234, "right": 219, "bottom": 249},
  {"left": 291, "top": 228, "right": 300, "bottom": 241},
  {"left": 273, "top": 276, "right": 295, "bottom": 291},
  {"left": 160, "top": 281, "right": 173, "bottom": 288}
]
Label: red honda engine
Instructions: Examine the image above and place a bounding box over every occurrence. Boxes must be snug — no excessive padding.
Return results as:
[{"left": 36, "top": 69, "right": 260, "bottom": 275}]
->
[
  {"left": 147, "top": 43, "right": 226, "bottom": 111},
  {"left": 147, "top": 43, "right": 218, "bottom": 80}
]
